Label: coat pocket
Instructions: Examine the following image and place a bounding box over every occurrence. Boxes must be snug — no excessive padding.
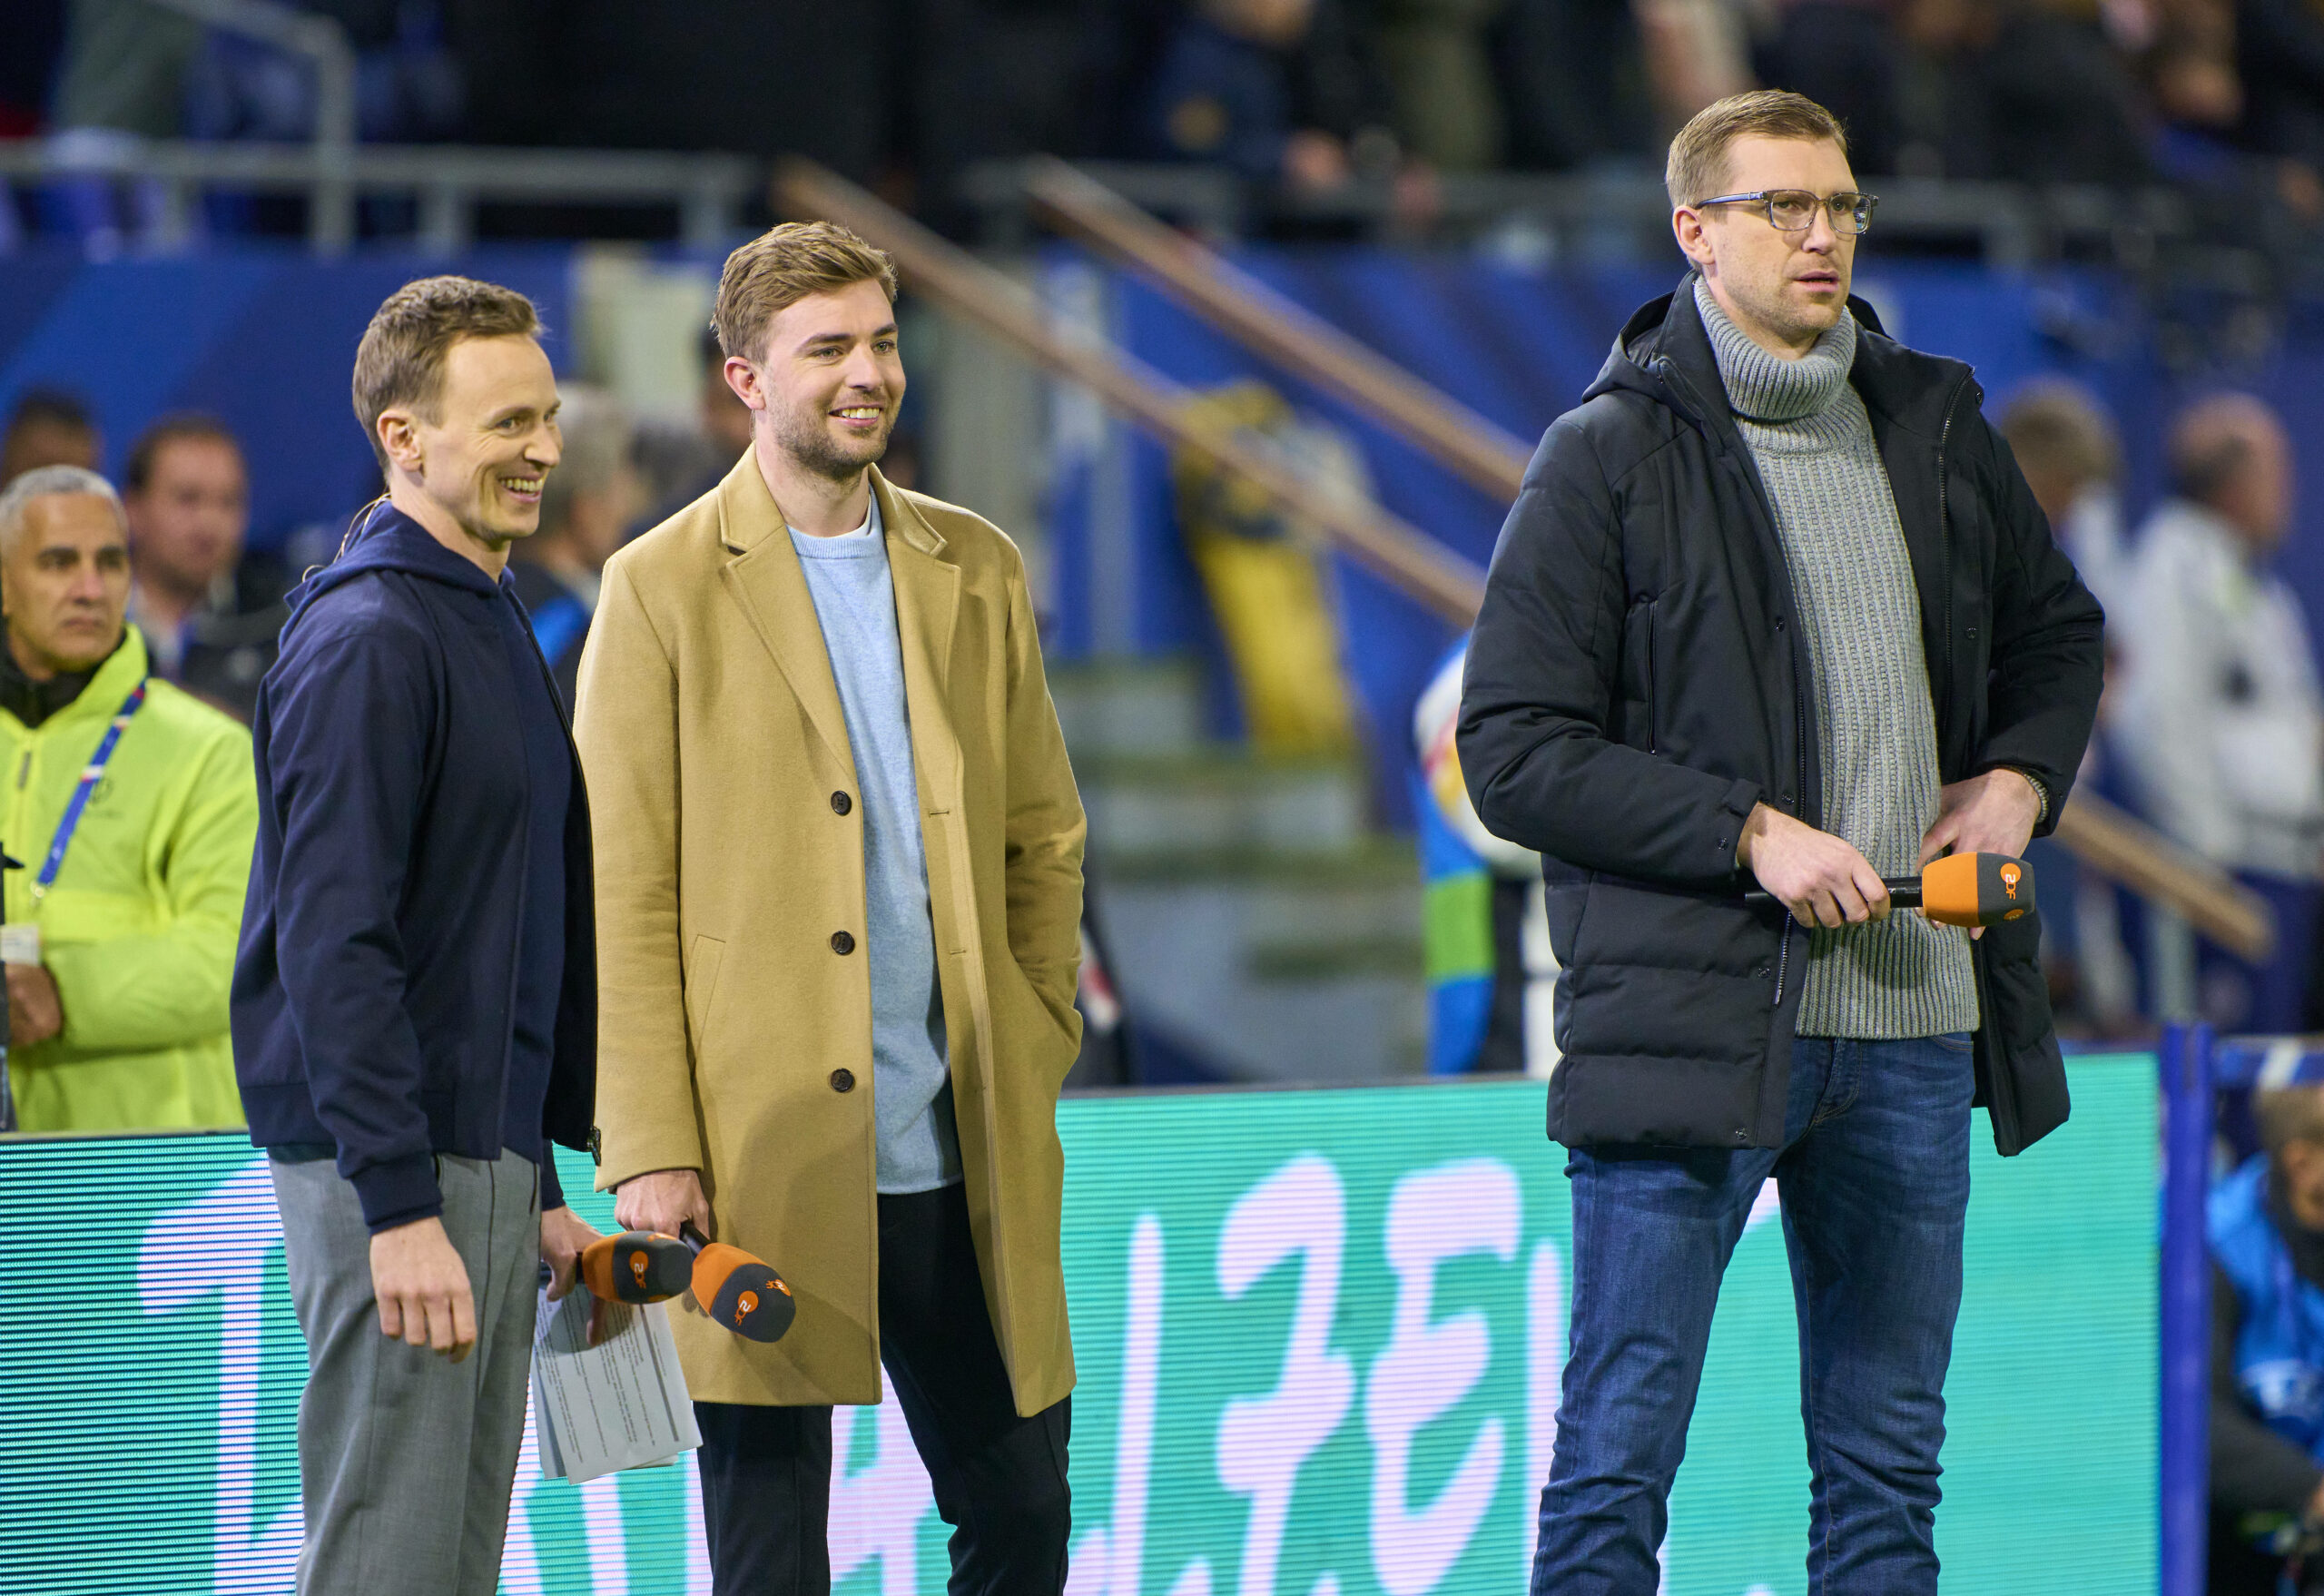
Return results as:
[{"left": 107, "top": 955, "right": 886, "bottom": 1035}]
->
[
  {"left": 1002, "top": 956, "right": 1084, "bottom": 1087},
  {"left": 684, "top": 934, "right": 727, "bottom": 1054}
]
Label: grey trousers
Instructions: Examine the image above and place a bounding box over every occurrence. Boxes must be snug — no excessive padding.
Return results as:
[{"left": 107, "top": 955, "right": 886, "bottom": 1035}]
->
[{"left": 271, "top": 1151, "right": 540, "bottom": 1596}]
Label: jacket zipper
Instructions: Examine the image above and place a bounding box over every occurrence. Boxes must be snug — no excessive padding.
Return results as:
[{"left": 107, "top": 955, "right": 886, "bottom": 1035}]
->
[
  {"left": 1935, "top": 374, "right": 1974, "bottom": 726},
  {"left": 1665, "top": 353, "right": 1809, "bottom": 1010},
  {"left": 1645, "top": 604, "right": 1659, "bottom": 754}
]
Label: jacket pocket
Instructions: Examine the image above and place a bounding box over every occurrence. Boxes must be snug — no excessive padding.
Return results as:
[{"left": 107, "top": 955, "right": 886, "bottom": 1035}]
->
[
  {"left": 1621, "top": 596, "right": 1660, "bottom": 754},
  {"left": 684, "top": 935, "right": 726, "bottom": 1054},
  {"left": 1645, "top": 601, "right": 1659, "bottom": 754},
  {"left": 1003, "top": 956, "right": 1083, "bottom": 1088}
]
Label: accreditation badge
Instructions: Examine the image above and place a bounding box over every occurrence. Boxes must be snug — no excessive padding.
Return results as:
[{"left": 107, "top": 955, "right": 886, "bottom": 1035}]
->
[{"left": 0, "top": 924, "right": 41, "bottom": 965}]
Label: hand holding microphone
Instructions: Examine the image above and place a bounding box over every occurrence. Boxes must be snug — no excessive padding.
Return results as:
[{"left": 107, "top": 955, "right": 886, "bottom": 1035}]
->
[
  {"left": 602, "top": 1166, "right": 794, "bottom": 1342},
  {"left": 579, "top": 1228, "right": 693, "bottom": 1304},
  {"left": 1738, "top": 804, "right": 1892, "bottom": 927},
  {"left": 576, "top": 1225, "right": 793, "bottom": 1341},
  {"left": 615, "top": 1167, "right": 713, "bottom": 1240},
  {"left": 1746, "top": 850, "right": 2034, "bottom": 927}
]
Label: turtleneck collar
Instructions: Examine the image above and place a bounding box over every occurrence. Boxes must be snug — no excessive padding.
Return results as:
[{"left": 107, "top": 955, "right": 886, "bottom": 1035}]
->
[{"left": 1693, "top": 278, "right": 1858, "bottom": 425}]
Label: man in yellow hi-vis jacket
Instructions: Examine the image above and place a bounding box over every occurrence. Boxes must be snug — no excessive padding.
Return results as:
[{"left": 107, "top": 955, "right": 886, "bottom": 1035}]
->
[{"left": 0, "top": 466, "right": 255, "bottom": 1131}]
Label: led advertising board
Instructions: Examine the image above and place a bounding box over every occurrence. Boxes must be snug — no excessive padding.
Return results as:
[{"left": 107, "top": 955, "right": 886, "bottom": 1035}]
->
[{"left": 0, "top": 1062, "right": 2154, "bottom": 1594}]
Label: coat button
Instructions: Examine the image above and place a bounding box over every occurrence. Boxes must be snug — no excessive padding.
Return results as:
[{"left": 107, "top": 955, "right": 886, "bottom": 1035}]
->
[
  {"left": 830, "top": 1068, "right": 856, "bottom": 1093},
  {"left": 831, "top": 931, "right": 855, "bottom": 955},
  {"left": 831, "top": 791, "right": 852, "bottom": 815},
  {"left": 1775, "top": 616, "right": 1787, "bottom": 630}
]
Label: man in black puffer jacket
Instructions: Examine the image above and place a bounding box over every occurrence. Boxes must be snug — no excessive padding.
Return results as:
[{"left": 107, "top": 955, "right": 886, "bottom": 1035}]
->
[{"left": 1460, "top": 92, "right": 2102, "bottom": 1594}]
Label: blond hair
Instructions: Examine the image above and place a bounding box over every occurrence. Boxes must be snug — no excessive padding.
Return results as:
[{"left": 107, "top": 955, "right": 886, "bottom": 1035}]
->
[
  {"left": 712, "top": 222, "right": 899, "bottom": 365},
  {"left": 537, "top": 384, "right": 633, "bottom": 539},
  {"left": 2257, "top": 1085, "right": 2324, "bottom": 1158},
  {"left": 1998, "top": 379, "right": 2122, "bottom": 491},
  {"left": 1666, "top": 90, "right": 1850, "bottom": 210},
  {"left": 351, "top": 276, "right": 541, "bottom": 470}
]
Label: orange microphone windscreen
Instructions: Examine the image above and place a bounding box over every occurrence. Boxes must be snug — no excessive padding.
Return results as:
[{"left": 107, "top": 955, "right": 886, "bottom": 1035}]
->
[
  {"left": 580, "top": 1231, "right": 692, "bottom": 1305},
  {"left": 690, "top": 1240, "right": 796, "bottom": 1344},
  {"left": 1918, "top": 852, "right": 2035, "bottom": 929}
]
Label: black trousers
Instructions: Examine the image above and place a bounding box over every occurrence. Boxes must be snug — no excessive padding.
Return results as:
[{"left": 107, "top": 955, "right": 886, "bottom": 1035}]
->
[{"left": 694, "top": 1182, "right": 1072, "bottom": 1596}]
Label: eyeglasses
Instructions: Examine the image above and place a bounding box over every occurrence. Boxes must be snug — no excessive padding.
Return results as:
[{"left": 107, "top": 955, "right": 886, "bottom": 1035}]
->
[{"left": 1694, "top": 189, "right": 1879, "bottom": 235}]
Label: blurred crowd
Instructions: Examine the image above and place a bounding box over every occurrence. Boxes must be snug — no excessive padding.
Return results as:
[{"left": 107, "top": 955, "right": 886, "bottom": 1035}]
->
[
  {"left": 5, "top": 343, "right": 2321, "bottom": 1136},
  {"left": 7, "top": 0, "right": 2324, "bottom": 232},
  {"left": 0, "top": 340, "right": 765, "bottom": 1134},
  {"left": 1998, "top": 379, "right": 2324, "bottom": 1041}
]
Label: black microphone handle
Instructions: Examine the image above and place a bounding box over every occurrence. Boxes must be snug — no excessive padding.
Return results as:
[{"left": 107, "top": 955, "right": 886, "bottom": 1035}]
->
[
  {"left": 1745, "top": 877, "right": 1925, "bottom": 908},
  {"left": 679, "top": 1219, "right": 710, "bottom": 1256}
]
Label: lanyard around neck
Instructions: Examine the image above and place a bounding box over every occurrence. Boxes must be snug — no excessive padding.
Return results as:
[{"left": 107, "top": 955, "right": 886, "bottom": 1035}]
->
[{"left": 30, "top": 680, "right": 148, "bottom": 902}]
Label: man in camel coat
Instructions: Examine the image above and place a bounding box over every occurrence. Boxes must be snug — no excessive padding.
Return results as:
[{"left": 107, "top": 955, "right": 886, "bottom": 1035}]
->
[{"left": 573, "top": 222, "right": 1085, "bottom": 1595}]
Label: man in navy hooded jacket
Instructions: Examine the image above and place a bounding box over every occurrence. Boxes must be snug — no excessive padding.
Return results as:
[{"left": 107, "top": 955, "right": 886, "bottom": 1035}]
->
[{"left": 232, "top": 276, "right": 600, "bottom": 1596}]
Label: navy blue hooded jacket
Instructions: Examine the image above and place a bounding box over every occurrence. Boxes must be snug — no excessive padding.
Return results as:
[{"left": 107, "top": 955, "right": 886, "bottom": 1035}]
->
[{"left": 233, "top": 501, "right": 596, "bottom": 1229}]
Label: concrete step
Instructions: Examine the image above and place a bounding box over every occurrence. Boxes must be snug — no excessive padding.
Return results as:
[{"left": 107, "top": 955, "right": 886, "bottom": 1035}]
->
[
  {"left": 1078, "top": 753, "right": 1368, "bottom": 860},
  {"left": 1049, "top": 655, "right": 1206, "bottom": 761},
  {"left": 1094, "top": 842, "right": 1425, "bottom": 1082}
]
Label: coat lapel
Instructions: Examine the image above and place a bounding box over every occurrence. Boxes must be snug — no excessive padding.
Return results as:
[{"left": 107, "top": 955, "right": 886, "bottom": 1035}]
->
[
  {"left": 878, "top": 471, "right": 963, "bottom": 809},
  {"left": 713, "top": 452, "right": 859, "bottom": 786}
]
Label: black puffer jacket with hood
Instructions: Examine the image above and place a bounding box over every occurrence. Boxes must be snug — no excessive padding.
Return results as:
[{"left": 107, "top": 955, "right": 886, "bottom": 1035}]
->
[{"left": 1458, "top": 274, "right": 2104, "bottom": 1157}]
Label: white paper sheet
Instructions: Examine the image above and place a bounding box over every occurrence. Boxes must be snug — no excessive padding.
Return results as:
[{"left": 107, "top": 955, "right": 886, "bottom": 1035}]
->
[{"left": 530, "top": 1286, "right": 701, "bottom": 1483}]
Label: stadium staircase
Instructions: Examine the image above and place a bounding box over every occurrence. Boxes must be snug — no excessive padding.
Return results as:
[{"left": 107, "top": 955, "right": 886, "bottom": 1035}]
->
[{"left": 1050, "top": 656, "right": 1425, "bottom": 1083}]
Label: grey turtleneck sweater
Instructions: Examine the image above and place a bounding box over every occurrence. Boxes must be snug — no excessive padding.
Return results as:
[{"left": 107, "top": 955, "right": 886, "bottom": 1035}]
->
[{"left": 1695, "top": 280, "right": 1978, "bottom": 1039}]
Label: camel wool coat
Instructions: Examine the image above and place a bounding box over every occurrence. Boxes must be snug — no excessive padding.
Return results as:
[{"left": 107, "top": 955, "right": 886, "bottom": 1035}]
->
[{"left": 573, "top": 455, "right": 1086, "bottom": 1413}]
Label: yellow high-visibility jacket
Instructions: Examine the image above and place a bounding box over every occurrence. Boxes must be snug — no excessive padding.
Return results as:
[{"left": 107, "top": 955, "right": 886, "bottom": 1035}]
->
[{"left": 2, "top": 627, "right": 256, "bottom": 1131}]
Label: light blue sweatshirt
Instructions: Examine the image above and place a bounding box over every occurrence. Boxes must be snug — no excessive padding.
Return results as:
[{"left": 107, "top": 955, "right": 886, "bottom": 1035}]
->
[{"left": 790, "top": 498, "right": 962, "bottom": 1192}]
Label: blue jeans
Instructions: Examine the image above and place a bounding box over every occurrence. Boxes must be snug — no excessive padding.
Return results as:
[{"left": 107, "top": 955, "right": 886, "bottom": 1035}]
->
[{"left": 1531, "top": 1033, "right": 1976, "bottom": 1596}]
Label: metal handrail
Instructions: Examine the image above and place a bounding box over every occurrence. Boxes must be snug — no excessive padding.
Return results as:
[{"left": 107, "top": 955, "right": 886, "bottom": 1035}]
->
[
  {"left": 965, "top": 157, "right": 2196, "bottom": 271},
  {"left": 773, "top": 159, "right": 1486, "bottom": 623},
  {"left": 953, "top": 160, "right": 2274, "bottom": 962},
  {"left": 1023, "top": 155, "right": 1534, "bottom": 500},
  {"left": 145, "top": 0, "right": 358, "bottom": 250},
  {"left": 0, "top": 138, "right": 757, "bottom": 253}
]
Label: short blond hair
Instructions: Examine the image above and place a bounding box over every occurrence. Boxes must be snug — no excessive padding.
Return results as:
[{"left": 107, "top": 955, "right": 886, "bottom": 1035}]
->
[
  {"left": 1666, "top": 90, "right": 1850, "bottom": 210},
  {"left": 2257, "top": 1085, "right": 2324, "bottom": 1158},
  {"left": 352, "top": 276, "right": 541, "bottom": 469},
  {"left": 1999, "top": 379, "right": 2122, "bottom": 491},
  {"left": 712, "top": 222, "right": 899, "bottom": 365}
]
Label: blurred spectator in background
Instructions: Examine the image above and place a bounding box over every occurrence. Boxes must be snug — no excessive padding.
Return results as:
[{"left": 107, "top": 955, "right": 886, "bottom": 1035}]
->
[
  {"left": 122, "top": 414, "right": 291, "bottom": 722},
  {"left": 634, "top": 327, "right": 758, "bottom": 520},
  {"left": 1925, "top": 0, "right": 2153, "bottom": 182},
  {"left": 1633, "top": 0, "right": 1753, "bottom": 133},
  {"left": 447, "top": 0, "right": 886, "bottom": 177},
  {"left": 2, "top": 389, "right": 101, "bottom": 484},
  {"left": 1998, "top": 378, "right": 2129, "bottom": 613},
  {"left": 1131, "top": 0, "right": 1410, "bottom": 195},
  {"left": 42, "top": 0, "right": 200, "bottom": 249},
  {"left": 508, "top": 384, "right": 638, "bottom": 705},
  {"left": 0, "top": 467, "right": 254, "bottom": 1132},
  {"left": 2234, "top": 0, "right": 2324, "bottom": 182},
  {"left": 1754, "top": 0, "right": 2152, "bottom": 181},
  {"left": 1998, "top": 379, "right": 2140, "bottom": 1034},
  {"left": 1492, "top": 0, "right": 1658, "bottom": 168},
  {"left": 1413, "top": 637, "right": 1557, "bottom": 1076},
  {"left": 2208, "top": 1080, "right": 2324, "bottom": 1594},
  {"left": 0, "top": 0, "right": 67, "bottom": 135},
  {"left": 49, "top": 0, "right": 200, "bottom": 140},
  {"left": 1753, "top": 0, "right": 1905, "bottom": 173},
  {"left": 1375, "top": 0, "right": 1506, "bottom": 170},
  {"left": 2116, "top": 392, "right": 2321, "bottom": 1033}
]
